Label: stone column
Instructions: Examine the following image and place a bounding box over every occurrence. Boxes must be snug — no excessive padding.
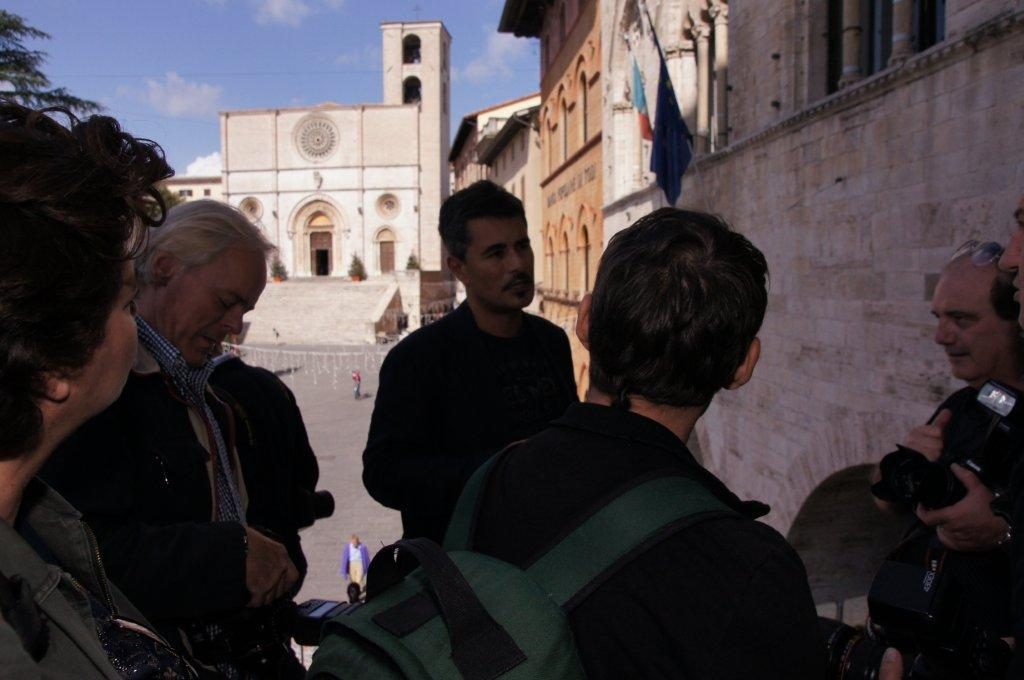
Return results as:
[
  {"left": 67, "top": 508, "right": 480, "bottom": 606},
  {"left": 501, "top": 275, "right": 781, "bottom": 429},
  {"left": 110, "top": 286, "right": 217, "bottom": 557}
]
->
[
  {"left": 838, "top": 0, "right": 863, "bottom": 88},
  {"left": 889, "top": 0, "right": 914, "bottom": 66},
  {"left": 692, "top": 20, "right": 711, "bottom": 153},
  {"left": 709, "top": 1, "right": 729, "bottom": 150},
  {"left": 678, "top": 38, "right": 698, "bottom": 144}
]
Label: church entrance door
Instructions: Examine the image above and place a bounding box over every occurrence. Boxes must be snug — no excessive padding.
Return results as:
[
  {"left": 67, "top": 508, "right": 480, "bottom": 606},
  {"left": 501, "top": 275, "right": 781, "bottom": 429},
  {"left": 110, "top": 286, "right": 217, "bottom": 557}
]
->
[
  {"left": 380, "top": 241, "right": 395, "bottom": 273},
  {"left": 310, "top": 231, "right": 332, "bottom": 276}
]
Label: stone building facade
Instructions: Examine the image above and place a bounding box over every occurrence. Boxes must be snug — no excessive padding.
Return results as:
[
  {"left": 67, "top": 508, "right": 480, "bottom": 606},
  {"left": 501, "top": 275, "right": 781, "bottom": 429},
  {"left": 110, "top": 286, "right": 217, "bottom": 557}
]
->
[
  {"left": 219, "top": 21, "right": 451, "bottom": 325},
  {"left": 448, "top": 95, "right": 545, "bottom": 303},
  {"left": 477, "top": 102, "right": 545, "bottom": 296},
  {"left": 161, "top": 175, "right": 223, "bottom": 202},
  {"left": 603, "top": 0, "right": 1024, "bottom": 607},
  {"left": 501, "top": 0, "right": 604, "bottom": 395},
  {"left": 450, "top": 94, "right": 540, "bottom": 192}
]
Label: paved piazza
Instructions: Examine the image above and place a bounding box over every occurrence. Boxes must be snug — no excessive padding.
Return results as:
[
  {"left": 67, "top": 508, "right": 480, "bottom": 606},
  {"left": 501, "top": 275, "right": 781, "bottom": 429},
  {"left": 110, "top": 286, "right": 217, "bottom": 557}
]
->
[{"left": 239, "top": 344, "right": 401, "bottom": 605}]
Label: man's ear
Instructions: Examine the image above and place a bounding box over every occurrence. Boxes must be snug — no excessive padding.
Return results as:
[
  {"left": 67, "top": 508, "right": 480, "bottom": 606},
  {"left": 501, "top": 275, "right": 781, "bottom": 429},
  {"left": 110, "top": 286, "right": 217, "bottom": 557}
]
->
[
  {"left": 725, "top": 337, "right": 761, "bottom": 390},
  {"left": 446, "top": 254, "right": 466, "bottom": 285},
  {"left": 575, "top": 293, "right": 592, "bottom": 349},
  {"left": 40, "top": 372, "right": 71, "bottom": 404},
  {"left": 150, "top": 250, "right": 182, "bottom": 286}
]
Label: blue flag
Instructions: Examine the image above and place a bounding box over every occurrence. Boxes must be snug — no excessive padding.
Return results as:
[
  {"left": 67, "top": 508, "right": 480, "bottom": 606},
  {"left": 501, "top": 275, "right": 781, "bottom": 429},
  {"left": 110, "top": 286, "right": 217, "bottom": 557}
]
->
[{"left": 649, "top": 51, "right": 692, "bottom": 205}]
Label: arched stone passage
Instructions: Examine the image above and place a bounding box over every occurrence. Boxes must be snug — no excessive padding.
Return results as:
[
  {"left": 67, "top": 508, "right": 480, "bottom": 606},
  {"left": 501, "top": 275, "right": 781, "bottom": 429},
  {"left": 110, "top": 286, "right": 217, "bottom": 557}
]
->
[{"left": 787, "top": 464, "right": 909, "bottom": 608}]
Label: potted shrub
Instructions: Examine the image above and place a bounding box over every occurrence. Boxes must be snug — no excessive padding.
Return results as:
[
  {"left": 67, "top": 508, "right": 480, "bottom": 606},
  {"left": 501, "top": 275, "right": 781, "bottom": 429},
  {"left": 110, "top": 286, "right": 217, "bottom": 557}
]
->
[
  {"left": 406, "top": 253, "right": 421, "bottom": 270},
  {"left": 270, "top": 256, "right": 288, "bottom": 282},
  {"left": 348, "top": 254, "right": 367, "bottom": 282}
]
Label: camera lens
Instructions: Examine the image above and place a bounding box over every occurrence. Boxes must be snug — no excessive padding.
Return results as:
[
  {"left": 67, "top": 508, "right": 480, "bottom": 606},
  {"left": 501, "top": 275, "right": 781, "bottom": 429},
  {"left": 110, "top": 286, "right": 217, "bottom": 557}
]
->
[{"left": 819, "top": 617, "right": 889, "bottom": 680}]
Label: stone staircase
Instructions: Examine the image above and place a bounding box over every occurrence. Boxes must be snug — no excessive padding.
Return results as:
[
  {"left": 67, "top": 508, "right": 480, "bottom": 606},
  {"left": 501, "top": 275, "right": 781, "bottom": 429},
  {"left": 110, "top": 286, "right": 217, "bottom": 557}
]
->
[{"left": 243, "top": 278, "right": 401, "bottom": 345}]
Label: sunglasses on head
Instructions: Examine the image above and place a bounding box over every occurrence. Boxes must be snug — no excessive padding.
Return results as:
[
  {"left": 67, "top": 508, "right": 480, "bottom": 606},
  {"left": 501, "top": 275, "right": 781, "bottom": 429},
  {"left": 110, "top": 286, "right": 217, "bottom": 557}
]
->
[{"left": 951, "top": 240, "right": 1004, "bottom": 266}]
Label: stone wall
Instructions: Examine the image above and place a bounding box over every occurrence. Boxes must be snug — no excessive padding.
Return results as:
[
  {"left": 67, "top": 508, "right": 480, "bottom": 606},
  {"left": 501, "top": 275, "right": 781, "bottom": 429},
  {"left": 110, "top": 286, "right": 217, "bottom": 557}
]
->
[{"left": 688, "top": 12, "right": 1024, "bottom": 533}]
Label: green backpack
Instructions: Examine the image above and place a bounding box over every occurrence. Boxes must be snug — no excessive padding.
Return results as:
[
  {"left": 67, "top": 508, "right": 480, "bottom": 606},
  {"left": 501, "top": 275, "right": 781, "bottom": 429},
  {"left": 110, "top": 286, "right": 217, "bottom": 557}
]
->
[{"left": 309, "top": 454, "right": 735, "bottom": 680}]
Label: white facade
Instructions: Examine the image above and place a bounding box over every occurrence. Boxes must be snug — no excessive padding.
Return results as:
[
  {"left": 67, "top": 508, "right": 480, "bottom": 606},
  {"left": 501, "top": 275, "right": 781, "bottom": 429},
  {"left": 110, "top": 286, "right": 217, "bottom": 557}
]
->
[{"left": 220, "top": 21, "right": 451, "bottom": 280}]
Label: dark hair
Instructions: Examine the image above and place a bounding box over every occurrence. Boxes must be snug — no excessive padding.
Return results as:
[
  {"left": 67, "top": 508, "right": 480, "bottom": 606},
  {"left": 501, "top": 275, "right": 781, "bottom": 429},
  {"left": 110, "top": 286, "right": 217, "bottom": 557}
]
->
[
  {"left": 347, "top": 582, "right": 362, "bottom": 603},
  {"left": 0, "top": 103, "right": 172, "bottom": 456},
  {"left": 588, "top": 208, "right": 769, "bottom": 408},
  {"left": 438, "top": 180, "right": 525, "bottom": 260}
]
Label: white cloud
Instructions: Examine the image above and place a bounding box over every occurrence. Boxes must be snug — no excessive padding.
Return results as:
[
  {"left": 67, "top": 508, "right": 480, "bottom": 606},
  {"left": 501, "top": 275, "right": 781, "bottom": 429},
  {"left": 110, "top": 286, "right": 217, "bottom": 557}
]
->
[
  {"left": 335, "top": 44, "right": 380, "bottom": 67},
  {"left": 129, "top": 72, "right": 222, "bottom": 118},
  {"left": 186, "top": 152, "right": 222, "bottom": 176},
  {"left": 255, "top": 0, "right": 312, "bottom": 26},
  {"left": 455, "top": 30, "right": 529, "bottom": 84}
]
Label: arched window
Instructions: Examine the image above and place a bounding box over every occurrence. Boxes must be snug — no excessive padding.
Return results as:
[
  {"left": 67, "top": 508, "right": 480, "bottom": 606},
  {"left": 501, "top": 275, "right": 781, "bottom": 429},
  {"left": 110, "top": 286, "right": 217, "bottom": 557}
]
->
[
  {"left": 561, "top": 231, "right": 570, "bottom": 291},
  {"left": 560, "top": 99, "right": 568, "bottom": 163},
  {"left": 579, "top": 224, "right": 591, "bottom": 291},
  {"left": 403, "top": 35, "right": 421, "bottom": 64},
  {"left": 579, "top": 72, "right": 588, "bottom": 142},
  {"left": 403, "top": 77, "right": 421, "bottom": 104},
  {"left": 547, "top": 236, "right": 555, "bottom": 287},
  {"left": 376, "top": 228, "right": 396, "bottom": 274}
]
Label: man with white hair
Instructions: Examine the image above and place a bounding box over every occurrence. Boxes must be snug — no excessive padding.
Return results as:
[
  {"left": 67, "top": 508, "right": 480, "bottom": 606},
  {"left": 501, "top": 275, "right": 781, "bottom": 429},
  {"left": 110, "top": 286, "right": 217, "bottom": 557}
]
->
[{"left": 42, "top": 200, "right": 304, "bottom": 677}]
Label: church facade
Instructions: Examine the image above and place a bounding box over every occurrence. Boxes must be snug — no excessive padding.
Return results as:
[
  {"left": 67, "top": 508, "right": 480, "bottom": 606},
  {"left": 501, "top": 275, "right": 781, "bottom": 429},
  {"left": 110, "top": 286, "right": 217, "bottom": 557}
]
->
[{"left": 219, "top": 21, "right": 451, "bottom": 316}]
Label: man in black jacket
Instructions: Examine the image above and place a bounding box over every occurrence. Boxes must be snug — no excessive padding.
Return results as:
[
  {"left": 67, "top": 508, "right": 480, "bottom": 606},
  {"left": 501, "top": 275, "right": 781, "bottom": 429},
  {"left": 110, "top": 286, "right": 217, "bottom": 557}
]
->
[
  {"left": 42, "top": 201, "right": 306, "bottom": 677},
  {"left": 471, "top": 208, "right": 827, "bottom": 679},
  {"left": 363, "top": 180, "right": 577, "bottom": 542}
]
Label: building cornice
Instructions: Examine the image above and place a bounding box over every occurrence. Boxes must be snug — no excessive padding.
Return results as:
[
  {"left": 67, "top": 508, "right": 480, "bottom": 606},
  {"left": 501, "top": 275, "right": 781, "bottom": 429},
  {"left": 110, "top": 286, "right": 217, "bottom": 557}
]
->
[
  {"left": 499, "top": 0, "right": 552, "bottom": 37},
  {"left": 695, "top": 9, "right": 1024, "bottom": 171},
  {"left": 604, "top": 9, "right": 1024, "bottom": 213},
  {"left": 540, "top": 134, "right": 602, "bottom": 188}
]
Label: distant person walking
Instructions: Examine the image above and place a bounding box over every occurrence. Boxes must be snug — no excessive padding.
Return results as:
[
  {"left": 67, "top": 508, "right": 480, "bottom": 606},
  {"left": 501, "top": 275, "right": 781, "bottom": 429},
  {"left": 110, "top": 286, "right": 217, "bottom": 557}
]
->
[
  {"left": 351, "top": 369, "right": 362, "bottom": 400},
  {"left": 340, "top": 534, "right": 370, "bottom": 589}
]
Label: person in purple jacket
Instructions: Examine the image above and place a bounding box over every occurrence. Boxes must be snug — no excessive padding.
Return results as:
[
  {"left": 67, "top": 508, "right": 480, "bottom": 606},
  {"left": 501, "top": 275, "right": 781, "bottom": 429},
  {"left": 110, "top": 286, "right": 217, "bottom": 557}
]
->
[{"left": 340, "top": 534, "right": 371, "bottom": 589}]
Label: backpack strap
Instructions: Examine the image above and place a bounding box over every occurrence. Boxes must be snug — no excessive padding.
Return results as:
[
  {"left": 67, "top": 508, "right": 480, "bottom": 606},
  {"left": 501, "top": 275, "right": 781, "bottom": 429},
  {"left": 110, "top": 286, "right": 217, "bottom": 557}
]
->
[
  {"left": 526, "top": 473, "right": 736, "bottom": 610},
  {"left": 443, "top": 445, "right": 519, "bottom": 551}
]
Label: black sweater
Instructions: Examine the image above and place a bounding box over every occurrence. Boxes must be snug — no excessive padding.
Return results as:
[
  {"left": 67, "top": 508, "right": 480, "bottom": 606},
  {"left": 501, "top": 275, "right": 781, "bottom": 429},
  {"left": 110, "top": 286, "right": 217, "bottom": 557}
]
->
[
  {"left": 363, "top": 302, "right": 577, "bottom": 542},
  {"left": 472, "top": 403, "right": 827, "bottom": 680}
]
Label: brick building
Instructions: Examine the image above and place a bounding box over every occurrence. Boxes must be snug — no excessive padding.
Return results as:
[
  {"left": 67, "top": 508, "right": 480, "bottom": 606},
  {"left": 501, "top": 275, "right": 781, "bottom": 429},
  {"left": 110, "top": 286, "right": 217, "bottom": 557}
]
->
[
  {"left": 501, "top": 0, "right": 604, "bottom": 395},
  {"left": 604, "top": 0, "right": 1024, "bottom": 610}
]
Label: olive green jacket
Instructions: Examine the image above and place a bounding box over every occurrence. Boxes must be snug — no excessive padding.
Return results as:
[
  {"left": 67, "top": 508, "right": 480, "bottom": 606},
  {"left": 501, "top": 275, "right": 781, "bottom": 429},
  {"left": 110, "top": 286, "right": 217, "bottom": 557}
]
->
[{"left": 0, "top": 479, "right": 149, "bottom": 679}]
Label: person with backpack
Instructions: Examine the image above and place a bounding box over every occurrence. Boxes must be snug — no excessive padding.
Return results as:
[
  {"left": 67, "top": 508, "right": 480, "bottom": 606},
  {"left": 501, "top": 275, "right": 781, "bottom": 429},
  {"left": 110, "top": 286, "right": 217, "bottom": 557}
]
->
[
  {"left": 310, "top": 209, "right": 827, "bottom": 680},
  {"left": 468, "top": 208, "right": 826, "bottom": 678}
]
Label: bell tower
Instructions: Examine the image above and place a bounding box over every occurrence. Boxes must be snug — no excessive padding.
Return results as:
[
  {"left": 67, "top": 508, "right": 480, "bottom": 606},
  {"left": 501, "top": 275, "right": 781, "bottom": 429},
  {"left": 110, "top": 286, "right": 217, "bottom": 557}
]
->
[{"left": 381, "top": 20, "right": 451, "bottom": 273}]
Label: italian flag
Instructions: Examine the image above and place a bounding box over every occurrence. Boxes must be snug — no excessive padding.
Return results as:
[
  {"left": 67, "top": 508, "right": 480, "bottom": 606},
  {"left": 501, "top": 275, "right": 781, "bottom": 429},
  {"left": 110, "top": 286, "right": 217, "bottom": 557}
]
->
[{"left": 632, "top": 55, "right": 653, "bottom": 141}]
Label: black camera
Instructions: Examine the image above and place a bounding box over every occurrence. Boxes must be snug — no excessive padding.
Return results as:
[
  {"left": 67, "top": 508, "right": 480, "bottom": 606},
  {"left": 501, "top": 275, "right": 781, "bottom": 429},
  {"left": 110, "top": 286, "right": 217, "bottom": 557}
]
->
[
  {"left": 823, "top": 381, "right": 1023, "bottom": 678},
  {"left": 820, "top": 560, "right": 1012, "bottom": 679},
  {"left": 291, "top": 598, "right": 358, "bottom": 646},
  {"left": 872, "top": 381, "right": 1022, "bottom": 508},
  {"left": 184, "top": 490, "right": 337, "bottom": 677}
]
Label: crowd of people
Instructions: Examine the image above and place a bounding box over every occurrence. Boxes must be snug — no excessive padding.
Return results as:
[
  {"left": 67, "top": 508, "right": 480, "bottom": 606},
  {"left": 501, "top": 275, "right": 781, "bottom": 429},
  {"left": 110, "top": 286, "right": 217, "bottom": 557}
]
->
[{"left": 2, "top": 102, "right": 1022, "bottom": 679}]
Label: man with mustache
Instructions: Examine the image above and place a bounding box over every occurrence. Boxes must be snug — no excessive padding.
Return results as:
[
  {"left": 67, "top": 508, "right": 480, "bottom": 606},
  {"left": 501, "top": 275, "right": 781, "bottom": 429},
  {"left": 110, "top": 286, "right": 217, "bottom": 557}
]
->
[{"left": 363, "top": 180, "right": 577, "bottom": 542}]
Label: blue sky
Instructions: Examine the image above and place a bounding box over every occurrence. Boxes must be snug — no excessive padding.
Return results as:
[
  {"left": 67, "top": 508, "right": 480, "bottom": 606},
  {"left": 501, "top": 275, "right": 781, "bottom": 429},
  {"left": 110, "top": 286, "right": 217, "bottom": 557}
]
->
[{"left": 6, "top": 0, "right": 540, "bottom": 175}]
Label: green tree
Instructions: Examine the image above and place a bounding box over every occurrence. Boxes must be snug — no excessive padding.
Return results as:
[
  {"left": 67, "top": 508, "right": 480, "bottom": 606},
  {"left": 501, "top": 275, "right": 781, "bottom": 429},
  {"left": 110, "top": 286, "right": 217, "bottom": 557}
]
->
[
  {"left": 348, "top": 254, "right": 367, "bottom": 280},
  {"left": 0, "top": 10, "right": 100, "bottom": 114},
  {"left": 145, "top": 184, "right": 183, "bottom": 222}
]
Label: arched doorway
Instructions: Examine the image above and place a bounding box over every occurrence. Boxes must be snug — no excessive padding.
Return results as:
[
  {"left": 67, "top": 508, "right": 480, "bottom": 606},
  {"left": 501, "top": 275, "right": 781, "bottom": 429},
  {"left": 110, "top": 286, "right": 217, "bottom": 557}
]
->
[
  {"left": 291, "top": 199, "right": 344, "bottom": 277},
  {"left": 307, "top": 211, "right": 333, "bottom": 276},
  {"left": 787, "top": 464, "right": 909, "bottom": 620},
  {"left": 376, "top": 228, "right": 396, "bottom": 274}
]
